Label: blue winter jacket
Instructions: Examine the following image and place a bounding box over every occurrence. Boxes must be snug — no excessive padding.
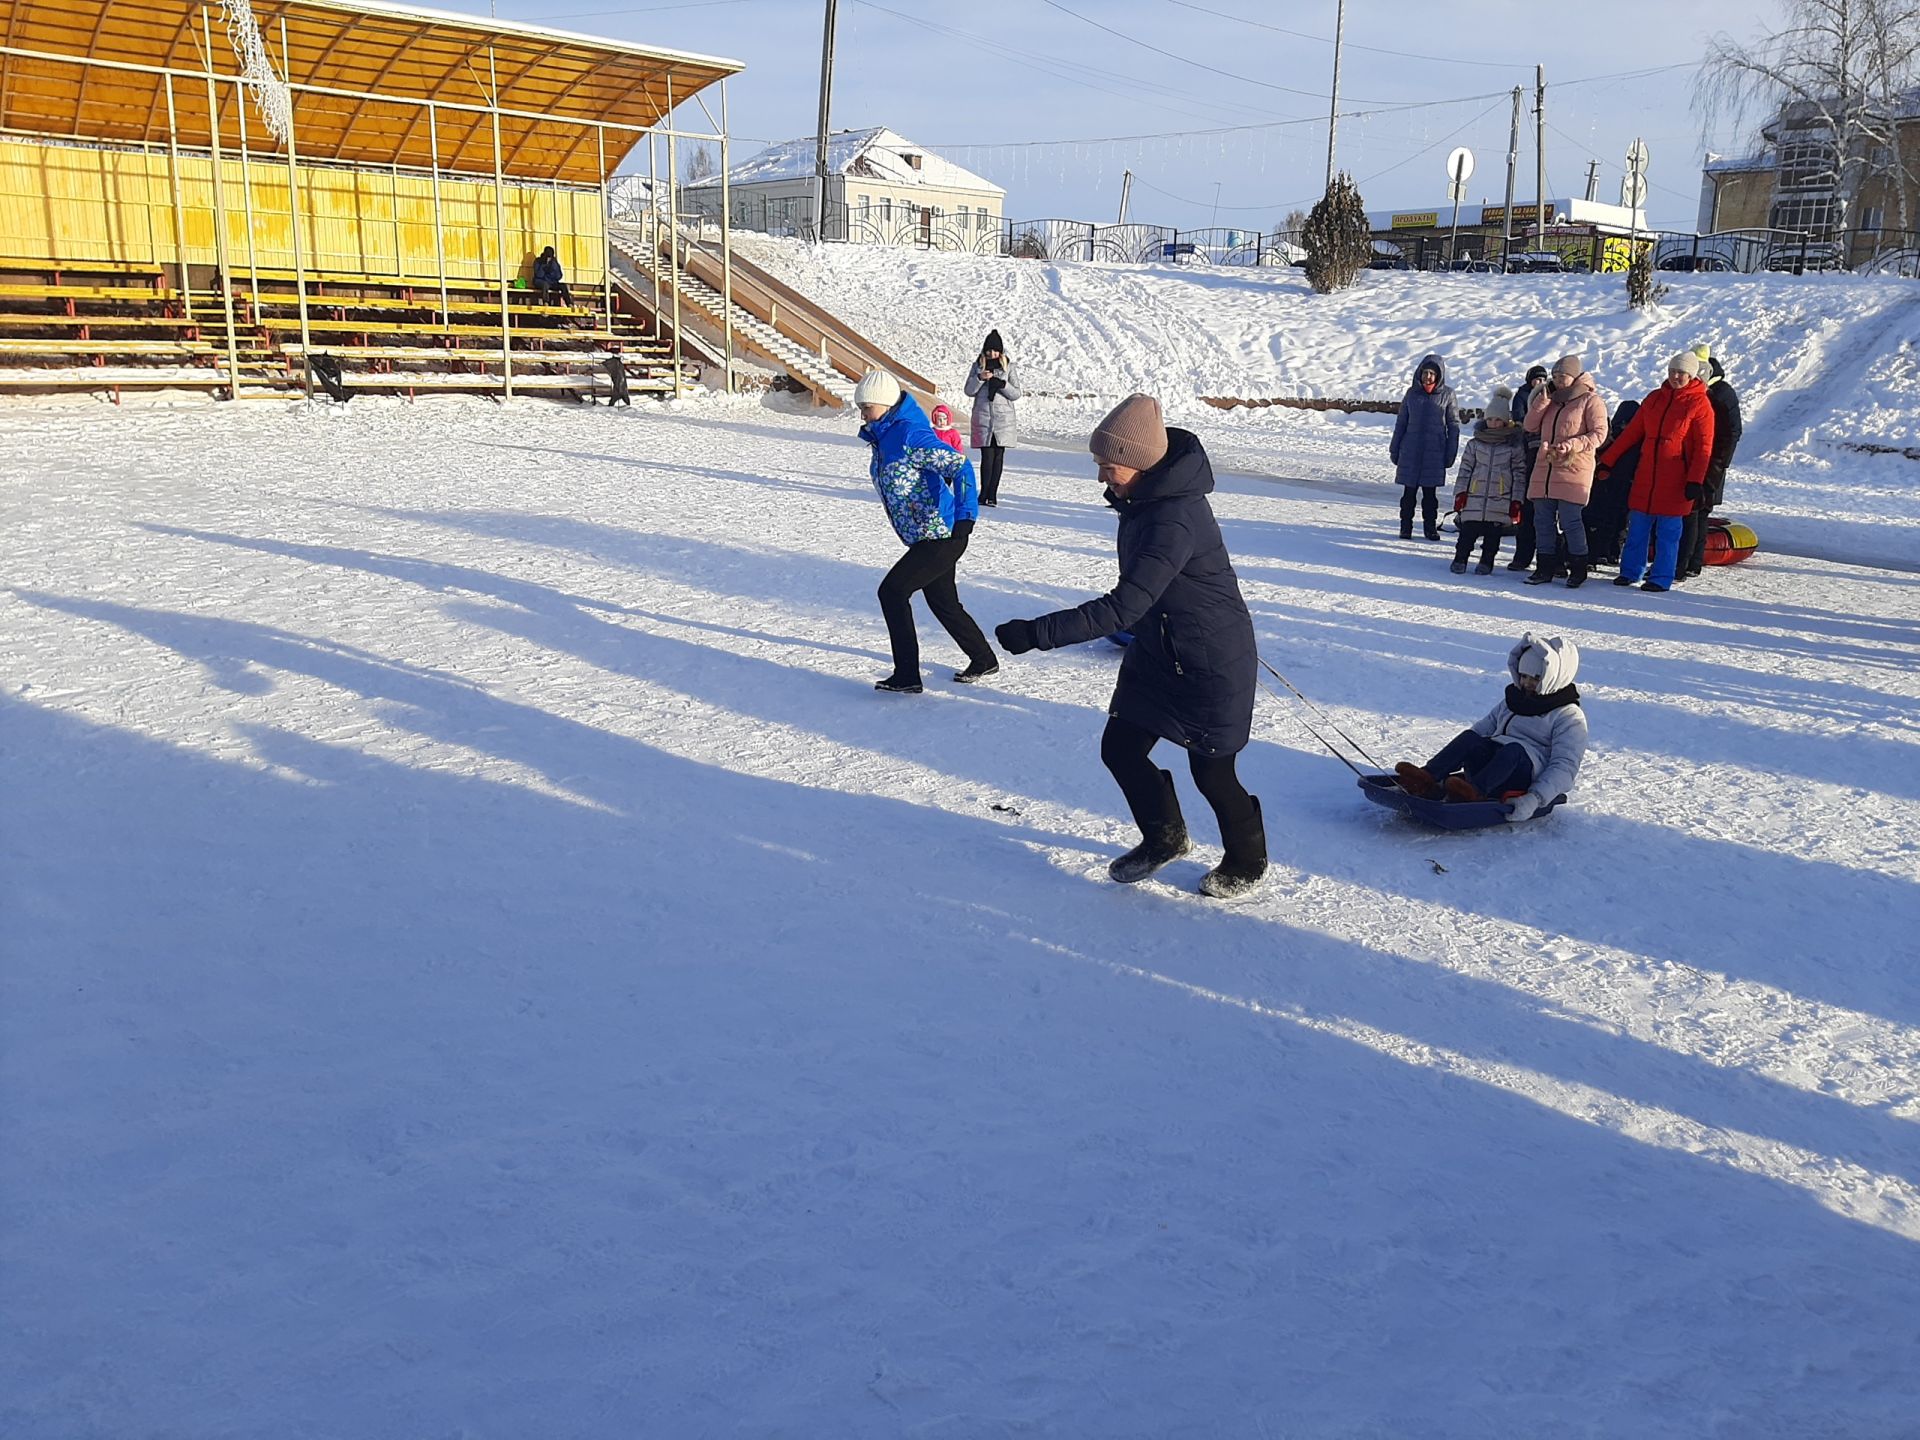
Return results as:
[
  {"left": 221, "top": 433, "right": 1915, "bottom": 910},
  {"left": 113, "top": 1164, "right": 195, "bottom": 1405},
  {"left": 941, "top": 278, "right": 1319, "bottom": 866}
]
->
[
  {"left": 1390, "top": 352, "right": 1460, "bottom": 487},
  {"left": 860, "top": 393, "right": 979, "bottom": 544},
  {"left": 1026, "top": 429, "right": 1256, "bottom": 756}
]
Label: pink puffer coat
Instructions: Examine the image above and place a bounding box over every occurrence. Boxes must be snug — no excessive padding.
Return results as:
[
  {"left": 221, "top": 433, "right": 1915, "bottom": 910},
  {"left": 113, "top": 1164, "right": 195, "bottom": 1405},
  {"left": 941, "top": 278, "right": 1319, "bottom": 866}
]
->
[{"left": 1523, "top": 372, "right": 1608, "bottom": 503}]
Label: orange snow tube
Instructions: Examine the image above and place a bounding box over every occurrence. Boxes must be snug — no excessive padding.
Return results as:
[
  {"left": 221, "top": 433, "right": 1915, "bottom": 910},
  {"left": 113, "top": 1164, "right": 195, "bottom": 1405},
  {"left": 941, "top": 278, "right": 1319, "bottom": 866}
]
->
[{"left": 1705, "top": 518, "right": 1760, "bottom": 566}]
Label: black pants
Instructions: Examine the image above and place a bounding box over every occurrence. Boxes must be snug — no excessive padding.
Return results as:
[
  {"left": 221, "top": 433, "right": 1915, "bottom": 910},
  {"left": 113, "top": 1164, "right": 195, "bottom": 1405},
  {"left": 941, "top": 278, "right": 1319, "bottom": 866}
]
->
[
  {"left": 1678, "top": 503, "right": 1714, "bottom": 576},
  {"left": 1398, "top": 486, "right": 1439, "bottom": 532},
  {"left": 978, "top": 445, "right": 1005, "bottom": 506},
  {"left": 1100, "top": 715, "right": 1255, "bottom": 833},
  {"left": 877, "top": 519, "right": 994, "bottom": 681},
  {"left": 1453, "top": 520, "right": 1506, "bottom": 567},
  {"left": 1508, "top": 498, "right": 1537, "bottom": 567},
  {"left": 537, "top": 282, "right": 572, "bottom": 307}
]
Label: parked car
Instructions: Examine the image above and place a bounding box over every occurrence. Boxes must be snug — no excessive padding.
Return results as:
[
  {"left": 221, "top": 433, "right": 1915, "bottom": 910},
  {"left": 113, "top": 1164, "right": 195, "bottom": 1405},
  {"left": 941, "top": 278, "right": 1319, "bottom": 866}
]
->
[
  {"left": 1505, "top": 251, "right": 1567, "bottom": 274},
  {"left": 1765, "top": 241, "right": 1846, "bottom": 273},
  {"left": 1368, "top": 254, "right": 1412, "bottom": 271},
  {"left": 1442, "top": 258, "right": 1501, "bottom": 273},
  {"left": 1656, "top": 254, "right": 1734, "bottom": 273}
]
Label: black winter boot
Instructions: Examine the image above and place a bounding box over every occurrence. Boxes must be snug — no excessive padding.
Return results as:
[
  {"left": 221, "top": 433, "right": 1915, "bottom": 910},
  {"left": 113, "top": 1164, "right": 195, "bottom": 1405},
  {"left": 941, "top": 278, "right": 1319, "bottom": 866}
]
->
[
  {"left": 1564, "top": 555, "right": 1589, "bottom": 589},
  {"left": 1200, "top": 797, "right": 1268, "bottom": 900},
  {"left": 1109, "top": 769, "right": 1192, "bottom": 884},
  {"left": 1524, "top": 558, "right": 1561, "bottom": 586}
]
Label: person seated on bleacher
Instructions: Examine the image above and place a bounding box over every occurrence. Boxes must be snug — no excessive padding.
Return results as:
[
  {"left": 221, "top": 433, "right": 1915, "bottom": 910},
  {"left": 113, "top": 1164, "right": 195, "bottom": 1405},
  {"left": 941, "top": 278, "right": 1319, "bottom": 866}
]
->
[{"left": 532, "top": 246, "right": 572, "bottom": 307}]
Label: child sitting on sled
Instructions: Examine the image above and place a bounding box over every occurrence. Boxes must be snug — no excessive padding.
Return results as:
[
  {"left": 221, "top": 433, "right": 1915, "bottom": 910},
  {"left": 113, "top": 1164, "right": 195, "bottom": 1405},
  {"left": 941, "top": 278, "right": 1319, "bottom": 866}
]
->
[{"left": 1394, "top": 634, "right": 1587, "bottom": 822}]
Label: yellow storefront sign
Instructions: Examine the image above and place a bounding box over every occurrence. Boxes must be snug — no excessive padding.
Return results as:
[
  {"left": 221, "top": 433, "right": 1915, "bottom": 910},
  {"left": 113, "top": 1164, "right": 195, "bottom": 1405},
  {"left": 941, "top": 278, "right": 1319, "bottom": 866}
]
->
[{"left": 1391, "top": 212, "right": 1439, "bottom": 230}]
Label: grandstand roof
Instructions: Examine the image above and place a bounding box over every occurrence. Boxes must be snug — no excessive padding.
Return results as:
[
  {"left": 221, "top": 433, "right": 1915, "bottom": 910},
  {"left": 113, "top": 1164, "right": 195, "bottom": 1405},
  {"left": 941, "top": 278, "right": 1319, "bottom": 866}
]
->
[{"left": 0, "top": 0, "right": 742, "bottom": 184}]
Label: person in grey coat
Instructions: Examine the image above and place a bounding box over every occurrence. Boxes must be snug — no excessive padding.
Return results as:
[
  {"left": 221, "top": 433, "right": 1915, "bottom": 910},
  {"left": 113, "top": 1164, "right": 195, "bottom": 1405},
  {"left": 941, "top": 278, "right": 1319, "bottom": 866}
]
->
[
  {"left": 1394, "top": 634, "right": 1587, "bottom": 822},
  {"left": 1449, "top": 388, "right": 1530, "bottom": 574},
  {"left": 1389, "top": 352, "right": 1460, "bottom": 540},
  {"left": 963, "top": 328, "right": 1020, "bottom": 507}
]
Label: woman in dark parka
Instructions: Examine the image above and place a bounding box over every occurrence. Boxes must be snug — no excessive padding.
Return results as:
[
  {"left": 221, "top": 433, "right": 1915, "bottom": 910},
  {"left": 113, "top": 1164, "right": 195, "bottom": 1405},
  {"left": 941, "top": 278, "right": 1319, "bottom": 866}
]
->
[
  {"left": 1389, "top": 352, "right": 1460, "bottom": 540},
  {"left": 994, "top": 395, "right": 1265, "bottom": 900}
]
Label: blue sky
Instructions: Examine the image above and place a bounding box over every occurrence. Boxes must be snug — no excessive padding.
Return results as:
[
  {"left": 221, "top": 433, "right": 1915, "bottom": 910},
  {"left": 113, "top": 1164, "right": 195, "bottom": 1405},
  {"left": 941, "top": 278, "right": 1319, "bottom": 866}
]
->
[{"left": 446, "top": 0, "right": 1788, "bottom": 231}]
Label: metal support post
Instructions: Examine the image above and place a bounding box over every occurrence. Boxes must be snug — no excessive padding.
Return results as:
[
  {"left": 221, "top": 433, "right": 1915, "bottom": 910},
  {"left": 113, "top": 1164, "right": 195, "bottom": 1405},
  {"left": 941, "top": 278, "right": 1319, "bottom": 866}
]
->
[
  {"left": 488, "top": 46, "right": 512, "bottom": 399},
  {"left": 201, "top": 11, "right": 243, "bottom": 397}
]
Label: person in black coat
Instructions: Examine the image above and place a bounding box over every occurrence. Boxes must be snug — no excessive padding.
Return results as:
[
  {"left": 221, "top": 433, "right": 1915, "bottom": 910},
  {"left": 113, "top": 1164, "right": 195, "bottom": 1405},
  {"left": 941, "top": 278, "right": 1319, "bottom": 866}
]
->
[
  {"left": 1581, "top": 398, "right": 1640, "bottom": 567},
  {"left": 532, "top": 246, "right": 572, "bottom": 306},
  {"left": 994, "top": 395, "right": 1265, "bottom": 900},
  {"left": 1678, "top": 351, "right": 1743, "bottom": 579},
  {"left": 1507, "top": 364, "right": 1549, "bottom": 569}
]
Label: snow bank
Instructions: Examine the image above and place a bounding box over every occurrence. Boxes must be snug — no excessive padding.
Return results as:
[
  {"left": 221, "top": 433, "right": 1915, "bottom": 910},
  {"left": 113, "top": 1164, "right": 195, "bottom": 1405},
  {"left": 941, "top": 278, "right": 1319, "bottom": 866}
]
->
[{"left": 5, "top": 397, "right": 1919, "bottom": 1437}]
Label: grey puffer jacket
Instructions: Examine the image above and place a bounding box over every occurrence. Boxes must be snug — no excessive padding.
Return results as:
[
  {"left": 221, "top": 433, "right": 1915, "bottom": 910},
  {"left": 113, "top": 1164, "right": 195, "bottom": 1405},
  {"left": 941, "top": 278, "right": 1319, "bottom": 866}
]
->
[
  {"left": 1472, "top": 635, "right": 1587, "bottom": 806},
  {"left": 964, "top": 359, "right": 1021, "bottom": 447},
  {"left": 1454, "top": 422, "right": 1531, "bottom": 525}
]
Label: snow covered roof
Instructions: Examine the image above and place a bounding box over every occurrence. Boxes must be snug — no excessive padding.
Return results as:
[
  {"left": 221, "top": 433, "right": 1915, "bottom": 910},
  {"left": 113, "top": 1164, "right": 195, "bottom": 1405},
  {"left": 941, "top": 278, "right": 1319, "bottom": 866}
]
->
[{"left": 703, "top": 128, "right": 1003, "bottom": 195}]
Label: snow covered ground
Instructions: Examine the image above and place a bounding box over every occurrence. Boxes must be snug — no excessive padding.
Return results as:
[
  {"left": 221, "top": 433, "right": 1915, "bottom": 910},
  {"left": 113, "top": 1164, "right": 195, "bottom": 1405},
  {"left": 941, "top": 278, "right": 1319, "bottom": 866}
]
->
[
  {"left": 5, "top": 394, "right": 1920, "bottom": 1438},
  {"left": 737, "top": 235, "right": 1920, "bottom": 572}
]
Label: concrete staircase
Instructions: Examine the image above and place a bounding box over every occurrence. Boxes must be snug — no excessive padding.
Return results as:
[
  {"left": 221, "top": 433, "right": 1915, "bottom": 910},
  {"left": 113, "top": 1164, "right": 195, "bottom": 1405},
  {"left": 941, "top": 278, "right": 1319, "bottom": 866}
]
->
[{"left": 609, "top": 224, "right": 857, "bottom": 406}]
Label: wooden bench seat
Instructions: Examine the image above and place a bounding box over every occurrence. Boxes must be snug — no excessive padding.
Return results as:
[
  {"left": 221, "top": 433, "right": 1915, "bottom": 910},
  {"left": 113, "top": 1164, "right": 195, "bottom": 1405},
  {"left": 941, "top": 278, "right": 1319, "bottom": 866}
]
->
[
  {"left": 0, "top": 314, "right": 198, "bottom": 329},
  {"left": 0, "top": 283, "right": 186, "bottom": 303},
  {"left": 0, "top": 338, "right": 214, "bottom": 356},
  {"left": 280, "top": 343, "right": 659, "bottom": 363},
  {"left": 232, "top": 267, "right": 568, "bottom": 296},
  {"left": 258, "top": 316, "right": 621, "bottom": 342},
  {"left": 0, "top": 260, "right": 165, "bottom": 282},
  {"left": 0, "top": 370, "right": 228, "bottom": 388},
  {"left": 237, "top": 293, "right": 598, "bottom": 320},
  {"left": 330, "top": 371, "right": 670, "bottom": 394}
]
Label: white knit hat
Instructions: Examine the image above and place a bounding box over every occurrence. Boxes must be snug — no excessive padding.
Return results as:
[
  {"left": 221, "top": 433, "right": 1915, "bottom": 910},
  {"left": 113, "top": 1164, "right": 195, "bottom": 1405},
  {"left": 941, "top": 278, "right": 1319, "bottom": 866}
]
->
[
  {"left": 854, "top": 369, "right": 902, "bottom": 408},
  {"left": 1484, "top": 385, "right": 1514, "bottom": 422},
  {"left": 1667, "top": 351, "right": 1701, "bottom": 378}
]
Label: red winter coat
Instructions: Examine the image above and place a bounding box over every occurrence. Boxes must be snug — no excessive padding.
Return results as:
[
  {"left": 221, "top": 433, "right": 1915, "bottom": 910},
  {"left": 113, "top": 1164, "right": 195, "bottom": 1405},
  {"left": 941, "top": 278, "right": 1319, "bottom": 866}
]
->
[{"left": 1598, "top": 378, "right": 1716, "bottom": 518}]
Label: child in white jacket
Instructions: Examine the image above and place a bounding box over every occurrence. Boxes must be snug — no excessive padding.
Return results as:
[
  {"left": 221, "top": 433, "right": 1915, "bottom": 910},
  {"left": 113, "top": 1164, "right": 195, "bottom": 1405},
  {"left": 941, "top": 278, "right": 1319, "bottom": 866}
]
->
[{"left": 1394, "top": 634, "right": 1587, "bottom": 821}]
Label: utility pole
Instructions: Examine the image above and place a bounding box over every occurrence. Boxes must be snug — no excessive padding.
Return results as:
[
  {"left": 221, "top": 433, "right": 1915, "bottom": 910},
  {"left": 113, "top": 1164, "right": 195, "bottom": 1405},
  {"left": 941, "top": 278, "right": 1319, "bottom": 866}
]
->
[
  {"left": 1534, "top": 64, "right": 1547, "bottom": 240},
  {"left": 1117, "top": 169, "right": 1134, "bottom": 224},
  {"left": 1324, "top": 0, "right": 1346, "bottom": 190},
  {"left": 1501, "top": 85, "right": 1521, "bottom": 267},
  {"left": 814, "top": 0, "right": 838, "bottom": 243},
  {"left": 1583, "top": 159, "right": 1600, "bottom": 202}
]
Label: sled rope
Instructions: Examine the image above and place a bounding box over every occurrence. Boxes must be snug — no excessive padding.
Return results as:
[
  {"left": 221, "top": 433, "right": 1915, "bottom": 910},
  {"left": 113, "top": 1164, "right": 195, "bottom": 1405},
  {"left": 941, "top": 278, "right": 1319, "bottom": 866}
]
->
[
  {"left": 1255, "top": 654, "right": 1382, "bottom": 774},
  {"left": 1251, "top": 672, "right": 1374, "bottom": 771}
]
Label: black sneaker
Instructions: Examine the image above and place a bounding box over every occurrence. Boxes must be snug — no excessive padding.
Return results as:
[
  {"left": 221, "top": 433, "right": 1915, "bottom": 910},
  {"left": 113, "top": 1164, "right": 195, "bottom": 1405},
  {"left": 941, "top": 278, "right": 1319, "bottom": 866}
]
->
[
  {"left": 874, "top": 675, "right": 924, "bottom": 694},
  {"left": 952, "top": 660, "right": 1000, "bottom": 684},
  {"left": 1612, "top": 575, "right": 1636, "bottom": 587}
]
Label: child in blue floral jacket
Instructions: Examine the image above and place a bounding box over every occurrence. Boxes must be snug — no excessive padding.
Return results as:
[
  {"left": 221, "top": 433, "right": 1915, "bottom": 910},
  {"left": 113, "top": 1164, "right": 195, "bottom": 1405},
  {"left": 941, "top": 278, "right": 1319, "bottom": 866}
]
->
[{"left": 855, "top": 370, "right": 998, "bottom": 692}]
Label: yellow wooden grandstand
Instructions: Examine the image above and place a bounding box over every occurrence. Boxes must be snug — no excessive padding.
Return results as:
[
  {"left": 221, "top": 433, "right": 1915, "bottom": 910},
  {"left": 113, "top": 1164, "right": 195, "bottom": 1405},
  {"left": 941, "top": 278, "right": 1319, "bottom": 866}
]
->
[{"left": 0, "top": 0, "right": 741, "bottom": 400}]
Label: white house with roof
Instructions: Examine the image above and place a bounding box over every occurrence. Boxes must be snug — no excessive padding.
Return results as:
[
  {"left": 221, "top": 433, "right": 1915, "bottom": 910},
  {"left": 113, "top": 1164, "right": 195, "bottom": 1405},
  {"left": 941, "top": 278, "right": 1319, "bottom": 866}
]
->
[{"left": 684, "top": 127, "right": 1005, "bottom": 251}]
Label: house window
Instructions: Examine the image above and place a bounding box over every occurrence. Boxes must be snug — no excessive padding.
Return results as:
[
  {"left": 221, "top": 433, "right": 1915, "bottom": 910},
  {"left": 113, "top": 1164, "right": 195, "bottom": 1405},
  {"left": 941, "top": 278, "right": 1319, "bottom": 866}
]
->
[
  {"left": 1776, "top": 140, "right": 1838, "bottom": 192},
  {"left": 1861, "top": 205, "right": 1885, "bottom": 233},
  {"left": 879, "top": 198, "right": 891, "bottom": 223},
  {"left": 1769, "top": 196, "right": 1842, "bottom": 234}
]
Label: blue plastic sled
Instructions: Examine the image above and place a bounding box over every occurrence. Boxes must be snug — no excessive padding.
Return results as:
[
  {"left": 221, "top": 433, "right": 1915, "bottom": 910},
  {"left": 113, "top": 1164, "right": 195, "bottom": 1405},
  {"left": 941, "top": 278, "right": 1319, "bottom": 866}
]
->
[
  {"left": 1107, "top": 630, "right": 1134, "bottom": 648},
  {"left": 1357, "top": 773, "right": 1566, "bottom": 830}
]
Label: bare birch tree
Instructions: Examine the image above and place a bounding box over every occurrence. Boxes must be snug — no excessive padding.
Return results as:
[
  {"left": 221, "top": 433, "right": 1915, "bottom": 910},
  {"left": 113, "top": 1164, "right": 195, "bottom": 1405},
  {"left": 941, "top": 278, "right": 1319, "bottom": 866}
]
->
[{"left": 1700, "top": 0, "right": 1920, "bottom": 234}]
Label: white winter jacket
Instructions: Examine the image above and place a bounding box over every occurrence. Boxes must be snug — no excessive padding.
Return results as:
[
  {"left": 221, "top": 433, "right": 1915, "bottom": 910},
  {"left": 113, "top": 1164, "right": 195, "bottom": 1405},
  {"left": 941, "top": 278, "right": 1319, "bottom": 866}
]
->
[{"left": 1471, "top": 635, "right": 1587, "bottom": 805}]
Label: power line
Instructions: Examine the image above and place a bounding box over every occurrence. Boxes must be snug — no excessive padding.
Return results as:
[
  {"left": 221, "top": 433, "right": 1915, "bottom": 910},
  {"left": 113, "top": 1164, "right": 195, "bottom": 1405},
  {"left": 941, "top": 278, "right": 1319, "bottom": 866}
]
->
[
  {"left": 849, "top": 0, "right": 1301, "bottom": 129},
  {"left": 1033, "top": 0, "right": 1401, "bottom": 106},
  {"left": 1161, "top": 0, "right": 1523, "bottom": 71},
  {"left": 928, "top": 88, "right": 1510, "bottom": 152}
]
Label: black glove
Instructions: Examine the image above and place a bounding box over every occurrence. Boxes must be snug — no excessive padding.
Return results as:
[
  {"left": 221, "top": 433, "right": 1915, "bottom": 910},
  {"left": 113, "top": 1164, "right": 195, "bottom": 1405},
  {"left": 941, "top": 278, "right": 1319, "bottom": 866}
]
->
[
  {"left": 995, "top": 619, "right": 1038, "bottom": 655},
  {"left": 1685, "top": 482, "right": 1705, "bottom": 500}
]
